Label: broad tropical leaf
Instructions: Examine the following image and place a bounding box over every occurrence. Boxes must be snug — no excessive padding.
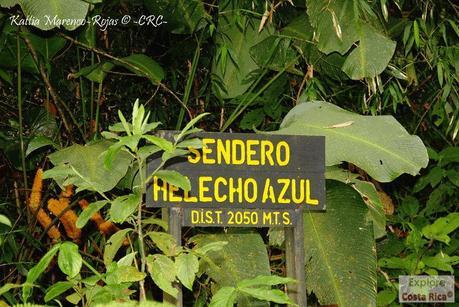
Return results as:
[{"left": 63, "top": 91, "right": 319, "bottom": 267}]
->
[
  {"left": 276, "top": 101, "right": 428, "bottom": 182},
  {"left": 341, "top": 25, "right": 396, "bottom": 79},
  {"left": 14, "top": 0, "right": 89, "bottom": 31},
  {"left": 304, "top": 180, "right": 376, "bottom": 306},
  {"left": 117, "top": 54, "right": 165, "bottom": 85},
  {"left": 192, "top": 230, "right": 270, "bottom": 306},
  {"left": 212, "top": 14, "right": 271, "bottom": 99},
  {"left": 326, "top": 166, "right": 386, "bottom": 238},
  {"left": 44, "top": 141, "right": 133, "bottom": 193},
  {"left": 306, "top": 0, "right": 396, "bottom": 79}
]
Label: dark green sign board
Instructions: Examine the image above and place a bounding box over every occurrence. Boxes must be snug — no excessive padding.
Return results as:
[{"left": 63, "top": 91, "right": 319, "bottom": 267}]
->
[
  {"left": 146, "top": 132, "right": 325, "bottom": 306},
  {"left": 147, "top": 132, "right": 325, "bottom": 219}
]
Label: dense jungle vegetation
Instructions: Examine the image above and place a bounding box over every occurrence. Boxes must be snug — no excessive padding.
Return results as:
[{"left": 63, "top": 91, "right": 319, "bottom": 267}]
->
[{"left": 0, "top": 0, "right": 458, "bottom": 306}]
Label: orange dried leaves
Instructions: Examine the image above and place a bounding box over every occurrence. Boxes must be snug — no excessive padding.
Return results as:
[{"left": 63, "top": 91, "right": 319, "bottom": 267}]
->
[
  {"left": 48, "top": 196, "right": 81, "bottom": 242},
  {"left": 36, "top": 209, "right": 61, "bottom": 241},
  {"left": 78, "top": 199, "right": 120, "bottom": 236},
  {"left": 28, "top": 168, "right": 62, "bottom": 241},
  {"left": 29, "top": 168, "right": 43, "bottom": 211}
]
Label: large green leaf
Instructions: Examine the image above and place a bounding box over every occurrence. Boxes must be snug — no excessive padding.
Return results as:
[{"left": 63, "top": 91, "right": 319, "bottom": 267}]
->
[
  {"left": 306, "top": 0, "right": 396, "bottom": 79},
  {"left": 14, "top": 0, "right": 89, "bottom": 31},
  {"left": 109, "top": 193, "right": 140, "bottom": 223},
  {"left": 281, "top": 15, "right": 348, "bottom": 81},
  {"left": 276, "top": 101, "right": 428, "bottom": 182},
  {"left": 212, "top": 14, "right": 271, "bottom": 99},
  {"left": 0, "top": 0, "right": 19, "bottom": 7},
  {"left": 304, "top": 180, "right": 376, "bottom": 306},
  {"left": 44, "top": 141, "right": 133, "bottom": 193},
  {"left": 44, "top": 281, "right": 74, "bottom": 302},
  {"left": 250, "top": 36, "right": 301, "bottom": 75},
  {"left": 326, "top": 166, "right": 386, "bottom": 239},
  {"left": 175, "top": 253, "right": 199, "bottom": 291},
  {"left": 58, "top": 242, "right": 82, "bottom": 278},
  {"left": 74, "top": 54, "right": 164, "bottom": 84},
  {"left": 117, "top": 54, "right": 165, "bottom": 85},
  {"left": 104, "top": 229, "right": 132, "bottom": 266},
  {"left": 341, "top": 25, "right": 396, "bottom": 79},
  {"left": 144, "top": 0, "right": 209, "bottom": 34},
  {"left": 146, "top": 254, "right": 178, "bottom": 297},
  {"left": 191, "top": 230, "right": 270, "bottom": 306},
  {"left": 23, "top": 244, "right": 61, "bottom": 301},
  {"left": 422, "top": 212, "right": 459, "bottom": 244}
]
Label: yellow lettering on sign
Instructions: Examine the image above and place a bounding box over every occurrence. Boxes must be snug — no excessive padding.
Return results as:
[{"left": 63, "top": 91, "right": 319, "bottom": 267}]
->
[
  {"left": 202, "top": 138, "right": 216, "bottom": 164},
  {"left": 246, "top": 140, "right": 260, "bottom": 165},
  {"left": 276, "top": 141, "right": 290, "bottom": 166},
  {"left": 214, "top": 177, "right": 227, "bottom": 202},
  {"left": 263, "top": 211, "right": 272, "bottom": 224},
  {"left": 260, "top": 140, "right": 274, "bottom": 166},
  {"left": 153, "top": 177, "right": 168, "bottom": 201},
  {"left": 205, "top": 210, "right": 214, "bottom": 223},
  {"left": 168, "top": 184, "right": 182, "bottom": 202},
  {"left": 282, "top": 212, "right": 291, "bottom": 225},
  {"left": 199, "top": 176, "right": 212, "bottom": 202},
  {"left": 262, "top": 178, "right": 276, "bottom": 203},
  {"left": 215, "top": 210, "right": 222, "bottom": 224},
  {"left": 186, "top": 138, "right": 291, "bottom": 166},
  {"left": 277, "top": 179, "right": 291, "bottom": 204},
  {"left": 291, "top": 179, "right": 305, "bottom": 204},
  {"left": 216, "top": 139, "right": 231, "bottom": 165},
  {"left": 191, "top": 210, "right": 199, "bottom": 223},
  {"left": 183, "top": 189, "right": 197, "bottom": 202},
  {"left": 243, "top": 178, "right": 257, "bottom": 203},
  {"left": 188, "top": 147, "right": 200, "bottom": 163},
  {"left": 228, "top": 177, "right": 243, "bottom": 203},
  {"left": 305, "top": 179, "right": 319, "bottom": 205},
  {"left": 232, "top": 140, "right": 245, "bottom": 165}
]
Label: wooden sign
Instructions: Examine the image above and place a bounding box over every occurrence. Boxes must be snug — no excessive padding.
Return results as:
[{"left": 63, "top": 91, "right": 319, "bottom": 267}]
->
[
  {"left": 147, "top": 132, "right": 325, "bottom": 227},
  {"left": 146, "top": 132, "right": 325, "bottom": 306}
]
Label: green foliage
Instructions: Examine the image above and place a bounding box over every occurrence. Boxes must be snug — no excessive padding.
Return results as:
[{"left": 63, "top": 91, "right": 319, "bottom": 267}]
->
[
  {"left": 0, "top": 214, "right": 11, "bottom": 227},
  {"left": 306, "top": 0, "right": 396, "bottom": 79},
  {"left": 277, "top": 101, "right": 429, "bottom": 182},
  {"left": 1, "top": 0, "right": 457, "bottom": 305},
  {"left": 58, "top": 242, "right": 82, "bottom": 278},
  {"left": 76, "top": 200, "right": 108, "bottom": 228},
  {"left": 0, "top": 0, "right": 89, "bottom": 31},
  {"left": 144, "top": 0, "right": 209, "bottom": 34},
  {"left": 104, "top": 229, "right": 133, "bottom": 266},
  {"left": 212, "top": 11, "right": 272, "bottom": 99},
  {"left": 146, "top": 254, "right": 178, "bottom": 297},
  {"left": 44, "top": 281, "right": 74, "bottom": 303},
  {"left": 22, "top": 244, "right": 61, "bottom": 302},
  {"left": 192, "top": 231, "right": 272, "bottom": 306},
  {"left": 422, "top": 212, "right": 459, "bottom": 245},
  {"left": 304, "top": 180, "right": 376, "bottom": 306},
  {"left": 326, "top": 166, "right": 386, "bottom": 238},
  {"left": 43, "top": 141, "right": 133, "bottom": 193},
  {"left": 210, "top": 275, "right": 296, "bottom": 306}
]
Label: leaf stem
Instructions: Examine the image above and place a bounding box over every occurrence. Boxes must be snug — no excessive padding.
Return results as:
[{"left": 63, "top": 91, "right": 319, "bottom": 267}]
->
[
  {"left": 16, "top": 29, "right": 29, "bottom": 222},
  {"left": 136, "top": 155, "right": 147, "bottom": 301}
]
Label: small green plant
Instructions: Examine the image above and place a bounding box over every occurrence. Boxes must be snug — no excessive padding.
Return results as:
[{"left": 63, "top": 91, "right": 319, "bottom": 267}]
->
[
  {"left": 9, "top": 100, "right": 224, "bottom": 305},
  {"left": 209, "top": 275, "right": 296, "bottom": 306}
]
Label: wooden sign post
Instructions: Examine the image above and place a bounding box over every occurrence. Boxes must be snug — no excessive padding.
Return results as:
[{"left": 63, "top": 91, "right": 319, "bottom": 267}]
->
[{"left": 147, "top": 132, "right": 325, "bottom": 306}]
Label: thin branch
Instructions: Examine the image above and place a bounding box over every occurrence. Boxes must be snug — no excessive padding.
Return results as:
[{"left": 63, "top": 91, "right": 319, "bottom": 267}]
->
[
  {"left": 21, "top": 31, "right": 83, "bottom": 141},
  {"left": 59, "top": 32, "right": 194, "bottom": 120}
]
